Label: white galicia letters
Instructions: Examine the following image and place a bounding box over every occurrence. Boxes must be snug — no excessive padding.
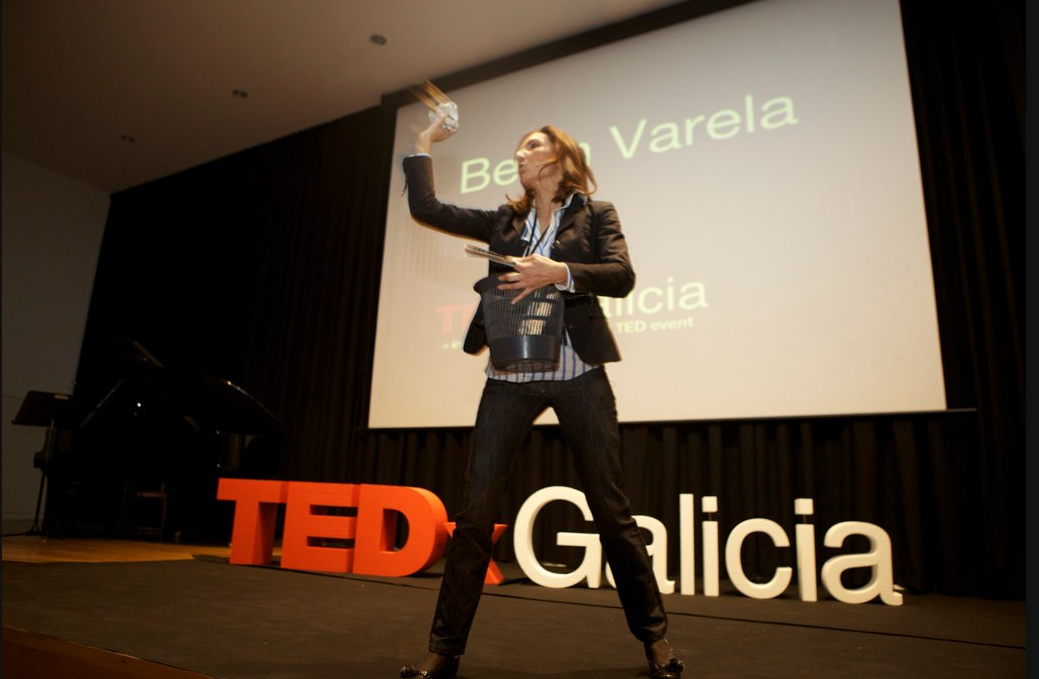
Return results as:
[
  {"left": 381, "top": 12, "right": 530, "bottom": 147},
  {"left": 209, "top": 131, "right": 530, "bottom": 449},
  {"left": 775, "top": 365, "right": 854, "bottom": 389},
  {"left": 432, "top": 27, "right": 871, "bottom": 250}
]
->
[{"left": 512, "top": 487, "right": 903, "bottom": 606}]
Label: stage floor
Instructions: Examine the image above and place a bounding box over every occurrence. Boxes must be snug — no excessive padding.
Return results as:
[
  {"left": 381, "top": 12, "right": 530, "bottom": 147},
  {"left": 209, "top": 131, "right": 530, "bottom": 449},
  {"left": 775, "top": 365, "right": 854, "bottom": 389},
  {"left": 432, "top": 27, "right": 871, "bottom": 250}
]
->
[{"left": 1, "top": 536, "right": 1025, "bottom": 678}]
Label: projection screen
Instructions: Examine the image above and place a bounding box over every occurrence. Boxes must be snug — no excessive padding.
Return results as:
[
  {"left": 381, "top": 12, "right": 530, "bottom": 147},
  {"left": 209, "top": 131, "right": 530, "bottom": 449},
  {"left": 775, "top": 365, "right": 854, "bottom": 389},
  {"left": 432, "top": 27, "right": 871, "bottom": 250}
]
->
[{"left": 369, "top": 0, "right": 946, "bottom": 429}]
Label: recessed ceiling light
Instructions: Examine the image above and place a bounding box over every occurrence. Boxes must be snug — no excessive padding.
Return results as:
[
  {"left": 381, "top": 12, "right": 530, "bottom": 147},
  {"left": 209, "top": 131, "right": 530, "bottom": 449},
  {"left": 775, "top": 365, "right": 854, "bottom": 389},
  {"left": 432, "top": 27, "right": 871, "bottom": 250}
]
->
[
  {"left": 232, "top": 89, "right": 249, "bottom": 98},
  {"left": 370, "top": 34, "right": 387, "bottom": 46}
]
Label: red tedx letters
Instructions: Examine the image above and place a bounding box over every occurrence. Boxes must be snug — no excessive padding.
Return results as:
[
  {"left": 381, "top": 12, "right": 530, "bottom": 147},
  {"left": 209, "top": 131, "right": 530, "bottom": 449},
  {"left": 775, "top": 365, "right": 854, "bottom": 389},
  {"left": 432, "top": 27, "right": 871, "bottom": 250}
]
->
[{"left": 216, "top": 479, "right": 506, "bottom": 581}]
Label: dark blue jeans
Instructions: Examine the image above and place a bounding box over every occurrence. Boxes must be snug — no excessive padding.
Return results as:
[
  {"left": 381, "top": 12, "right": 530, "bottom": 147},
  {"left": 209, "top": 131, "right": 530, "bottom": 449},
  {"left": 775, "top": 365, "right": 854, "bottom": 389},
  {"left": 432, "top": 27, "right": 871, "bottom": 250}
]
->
[{"left": 428, "top": 368, "right": 668, "bottom": 655}]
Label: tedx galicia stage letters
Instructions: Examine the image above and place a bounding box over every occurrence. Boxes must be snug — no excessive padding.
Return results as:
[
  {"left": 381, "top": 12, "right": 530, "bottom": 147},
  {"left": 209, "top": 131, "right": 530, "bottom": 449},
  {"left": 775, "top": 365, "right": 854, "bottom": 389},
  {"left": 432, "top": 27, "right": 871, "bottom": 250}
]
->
[{"left": 216, "top": 479, "right": 902, "bottom": 606}]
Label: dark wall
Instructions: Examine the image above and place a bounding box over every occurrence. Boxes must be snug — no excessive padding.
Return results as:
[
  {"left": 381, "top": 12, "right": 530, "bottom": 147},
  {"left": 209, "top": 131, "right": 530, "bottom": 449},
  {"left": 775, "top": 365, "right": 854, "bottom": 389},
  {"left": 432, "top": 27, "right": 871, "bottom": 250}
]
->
[{"left": 60, "top": 0, "right": 1023, "bottom": 598}]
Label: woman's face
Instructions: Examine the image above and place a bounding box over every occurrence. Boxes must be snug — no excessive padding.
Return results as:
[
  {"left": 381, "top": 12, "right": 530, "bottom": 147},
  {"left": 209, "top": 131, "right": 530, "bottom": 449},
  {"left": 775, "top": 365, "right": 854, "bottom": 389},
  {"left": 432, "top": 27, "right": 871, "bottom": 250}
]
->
[{"left": 515, "top": 132, "right": 560, "bottom": 189}]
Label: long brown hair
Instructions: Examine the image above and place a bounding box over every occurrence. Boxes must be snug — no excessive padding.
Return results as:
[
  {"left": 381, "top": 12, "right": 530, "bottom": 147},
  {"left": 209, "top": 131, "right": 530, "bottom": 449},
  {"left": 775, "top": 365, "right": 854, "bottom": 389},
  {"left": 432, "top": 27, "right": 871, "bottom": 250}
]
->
[{"left": 506, "top": 125, "right": 597, "bottom": 214}]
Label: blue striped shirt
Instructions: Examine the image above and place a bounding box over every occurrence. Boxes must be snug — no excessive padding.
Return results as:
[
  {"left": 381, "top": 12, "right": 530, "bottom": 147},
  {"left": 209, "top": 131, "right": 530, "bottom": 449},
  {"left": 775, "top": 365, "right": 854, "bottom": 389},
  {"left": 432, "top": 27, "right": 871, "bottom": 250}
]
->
[{"left": 487, "top": 196, "right": 600, "bottom": 383}]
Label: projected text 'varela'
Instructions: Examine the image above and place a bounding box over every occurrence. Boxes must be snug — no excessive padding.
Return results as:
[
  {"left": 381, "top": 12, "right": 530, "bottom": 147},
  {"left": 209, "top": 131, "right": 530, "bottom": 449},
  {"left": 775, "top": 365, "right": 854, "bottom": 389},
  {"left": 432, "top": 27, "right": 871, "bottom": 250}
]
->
[{"left": 458, "top": 94, "right": 799, "bottom": 194}]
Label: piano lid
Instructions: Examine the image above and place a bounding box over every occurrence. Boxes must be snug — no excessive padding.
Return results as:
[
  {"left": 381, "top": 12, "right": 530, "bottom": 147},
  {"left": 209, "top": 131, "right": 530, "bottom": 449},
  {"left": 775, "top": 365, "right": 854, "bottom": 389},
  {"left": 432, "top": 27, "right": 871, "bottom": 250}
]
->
[
  {"left": 79, "top": 339, "right": 282, "bottom": 437},
  {"left": 164, "top": 369, "right": 282, "bottom": 437}
]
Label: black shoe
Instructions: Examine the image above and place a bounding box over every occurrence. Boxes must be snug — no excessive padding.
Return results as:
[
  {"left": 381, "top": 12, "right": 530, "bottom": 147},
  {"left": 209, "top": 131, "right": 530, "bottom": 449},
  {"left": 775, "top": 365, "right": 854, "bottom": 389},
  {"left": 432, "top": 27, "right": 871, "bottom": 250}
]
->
[
  {"left": 399, "top": 655, "right": 460, "bottom": 679},
  {"left": 648, "top": 657, "right": 684, "bottom": 679}
]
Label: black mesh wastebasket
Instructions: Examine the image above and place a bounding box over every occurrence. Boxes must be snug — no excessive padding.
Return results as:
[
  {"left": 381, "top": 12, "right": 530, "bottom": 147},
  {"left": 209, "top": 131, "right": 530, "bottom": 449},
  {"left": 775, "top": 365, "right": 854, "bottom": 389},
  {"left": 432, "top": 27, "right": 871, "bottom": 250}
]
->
[{"left": 474, "top": 275, "right": 565, "bottom": 371}]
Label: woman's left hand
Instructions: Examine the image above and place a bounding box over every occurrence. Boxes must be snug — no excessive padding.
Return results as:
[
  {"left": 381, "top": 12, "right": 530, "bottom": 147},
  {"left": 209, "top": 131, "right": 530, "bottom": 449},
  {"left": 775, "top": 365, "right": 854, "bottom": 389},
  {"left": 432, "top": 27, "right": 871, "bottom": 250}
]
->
[{"left": 498, "top": 254, "right": 569, "bottom": 303}]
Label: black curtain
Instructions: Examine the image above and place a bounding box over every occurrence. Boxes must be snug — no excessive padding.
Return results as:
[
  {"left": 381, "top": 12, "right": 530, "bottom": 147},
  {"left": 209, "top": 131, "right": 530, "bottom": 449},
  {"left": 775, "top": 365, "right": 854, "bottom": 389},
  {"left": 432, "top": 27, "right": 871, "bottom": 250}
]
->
[{"left": 68, "top": 0, "right": 1023, "bottom": 598}]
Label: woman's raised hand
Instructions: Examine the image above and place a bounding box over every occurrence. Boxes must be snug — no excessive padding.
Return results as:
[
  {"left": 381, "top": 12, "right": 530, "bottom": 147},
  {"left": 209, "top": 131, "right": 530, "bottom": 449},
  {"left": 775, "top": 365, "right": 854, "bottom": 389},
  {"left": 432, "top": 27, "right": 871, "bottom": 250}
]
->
[{"left": 415, "top": 113, "right": 457, "bottom": 154}]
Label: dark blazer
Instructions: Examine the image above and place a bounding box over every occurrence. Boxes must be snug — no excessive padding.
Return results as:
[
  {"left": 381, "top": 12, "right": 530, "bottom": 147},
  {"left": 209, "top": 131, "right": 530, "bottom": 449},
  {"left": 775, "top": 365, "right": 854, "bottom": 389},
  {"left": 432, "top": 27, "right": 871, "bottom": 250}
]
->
[{"left": 403, "top": 154, "right": 635, "bottom": 365}]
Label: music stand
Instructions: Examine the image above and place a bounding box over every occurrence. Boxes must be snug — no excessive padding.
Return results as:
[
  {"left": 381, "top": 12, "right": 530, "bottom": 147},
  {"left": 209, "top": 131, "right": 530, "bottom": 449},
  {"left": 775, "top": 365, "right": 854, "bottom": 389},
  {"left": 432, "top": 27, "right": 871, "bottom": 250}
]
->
[{"left": 5, "top": 391, "right": 78, "bottom": 537}]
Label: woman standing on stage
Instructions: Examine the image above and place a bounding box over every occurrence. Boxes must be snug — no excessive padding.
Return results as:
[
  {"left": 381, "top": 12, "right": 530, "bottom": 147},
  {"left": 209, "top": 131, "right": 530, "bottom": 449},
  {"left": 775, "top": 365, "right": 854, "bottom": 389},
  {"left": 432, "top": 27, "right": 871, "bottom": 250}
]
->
[{"left": 398, "top": 111, "right": 684, "bottom": 679}]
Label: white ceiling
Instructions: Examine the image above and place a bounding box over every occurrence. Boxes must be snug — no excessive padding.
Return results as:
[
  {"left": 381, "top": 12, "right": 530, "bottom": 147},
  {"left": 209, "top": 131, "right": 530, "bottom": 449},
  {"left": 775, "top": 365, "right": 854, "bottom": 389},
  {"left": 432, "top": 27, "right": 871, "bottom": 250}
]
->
[{"left": 2, "top": 0, "right": 686, "bottom": 194}]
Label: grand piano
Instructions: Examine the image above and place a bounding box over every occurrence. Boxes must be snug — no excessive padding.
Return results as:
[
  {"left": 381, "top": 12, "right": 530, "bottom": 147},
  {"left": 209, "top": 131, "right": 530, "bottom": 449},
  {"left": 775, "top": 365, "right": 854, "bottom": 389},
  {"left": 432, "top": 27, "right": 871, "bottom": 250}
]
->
[{"left": 41, "top": 339, "right": 282, "bottom": 542}]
